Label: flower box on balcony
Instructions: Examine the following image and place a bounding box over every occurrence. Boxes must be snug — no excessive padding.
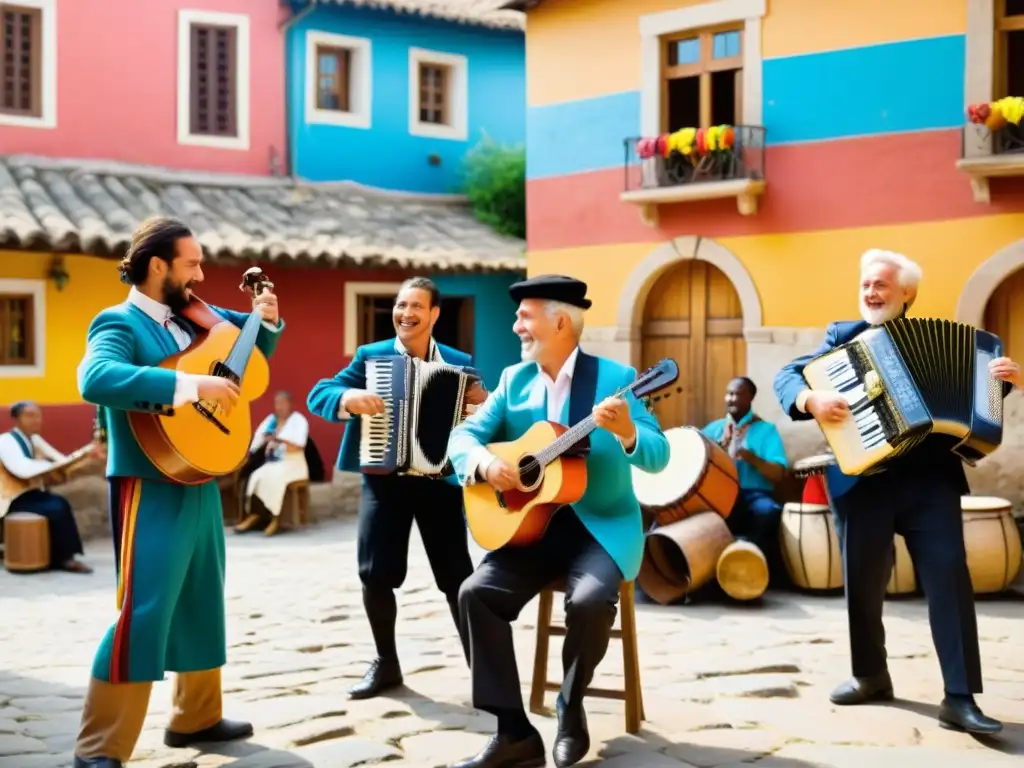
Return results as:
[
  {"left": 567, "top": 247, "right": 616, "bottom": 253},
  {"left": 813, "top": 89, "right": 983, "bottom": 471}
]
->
[
  {"left": 956, "top": 97, "right": 1024, "bottom": 204},
  {"left": 620, "top": 124, "right": 766, "bottom": 226}
]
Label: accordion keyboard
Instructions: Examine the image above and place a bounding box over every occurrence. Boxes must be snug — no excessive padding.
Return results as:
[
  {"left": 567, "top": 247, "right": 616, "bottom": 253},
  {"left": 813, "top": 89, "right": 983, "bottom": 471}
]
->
[{"left": 359, "top": 357, "right": 408, "bottom": 474}]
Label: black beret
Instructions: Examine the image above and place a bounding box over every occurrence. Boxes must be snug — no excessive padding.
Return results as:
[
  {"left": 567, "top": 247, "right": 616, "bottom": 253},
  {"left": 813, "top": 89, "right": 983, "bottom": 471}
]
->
[{"left": 509, "top": 274, "right": 592, "bottom": 310}]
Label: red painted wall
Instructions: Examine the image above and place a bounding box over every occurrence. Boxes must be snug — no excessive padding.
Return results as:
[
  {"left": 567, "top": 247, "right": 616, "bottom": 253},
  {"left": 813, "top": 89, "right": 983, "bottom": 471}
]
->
[
  {"left": 0, "top": 0, "right": 287, "bottom": 175},
  {"left": 0, "top": 262, "right": 414, "bottom": 480}
]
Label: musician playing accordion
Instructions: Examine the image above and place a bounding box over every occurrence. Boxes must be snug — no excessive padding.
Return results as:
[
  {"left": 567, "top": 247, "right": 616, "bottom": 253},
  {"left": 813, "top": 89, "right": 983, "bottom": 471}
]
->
[
  {"left": 307, "top": 276, "right": 487, "bottom": 701},
  {"left": 774, "top": 249, "right": 1020, "bottom": 735}
]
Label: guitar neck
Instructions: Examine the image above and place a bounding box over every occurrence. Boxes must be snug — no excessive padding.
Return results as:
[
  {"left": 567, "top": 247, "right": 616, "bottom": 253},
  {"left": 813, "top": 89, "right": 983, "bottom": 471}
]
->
[
  {"left": 535, "top": 381, "right": 635, "bottom": 467},
  {"left": 222, "top": 310, "right": 264, "bottom": 379}
]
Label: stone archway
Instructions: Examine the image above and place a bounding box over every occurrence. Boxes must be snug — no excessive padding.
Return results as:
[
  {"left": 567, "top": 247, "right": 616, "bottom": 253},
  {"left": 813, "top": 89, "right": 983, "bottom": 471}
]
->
[
  {"left": 956, "top": 237, "right": 1024, "bottom": 327},
  {"left": 614, "top": 235, "right": 763, "bottom": 370}
]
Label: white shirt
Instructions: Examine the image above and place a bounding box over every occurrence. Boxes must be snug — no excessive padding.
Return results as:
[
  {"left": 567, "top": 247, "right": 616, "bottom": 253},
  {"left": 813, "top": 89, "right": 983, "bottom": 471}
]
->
[
  {"left": 127, "top": 287, "right": 281, "bottom": 407},
  {"left": 250, "top": 411, "right": 309, "bottom": 459},
  {"left": 0, "top": 428, "right": 66, "bottom": 480}
]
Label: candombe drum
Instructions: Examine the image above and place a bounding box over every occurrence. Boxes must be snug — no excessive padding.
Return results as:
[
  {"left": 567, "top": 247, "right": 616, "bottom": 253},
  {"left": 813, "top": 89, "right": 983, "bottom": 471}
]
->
[
  {"left": 638, "top": 510, "right": 734, "bottom": 604},
  {"left": 716, "top": 540, "right": 769, "bottom": 601},
  {"left": 960, "top": 495, "right": 1022, "bottom": 594},
  {"left": 779, "top": 502, "right": 843, "bottom": 591},
  {"left": 3, "top": 512, "right": 51, "bottom": 574},
  {"left": 631, "top": 426, "right": 739, "bottom": 525}
]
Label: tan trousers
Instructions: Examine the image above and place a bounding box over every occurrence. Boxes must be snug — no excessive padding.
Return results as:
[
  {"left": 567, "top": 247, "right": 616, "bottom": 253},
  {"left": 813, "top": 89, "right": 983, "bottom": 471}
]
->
[{"left": 75, "top": 668, "right": 224, "bottom": 762}]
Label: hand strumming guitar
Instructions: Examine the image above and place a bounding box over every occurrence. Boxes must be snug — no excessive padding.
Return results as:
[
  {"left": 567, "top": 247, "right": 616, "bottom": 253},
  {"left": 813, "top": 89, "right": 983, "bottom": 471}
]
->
[
  {"left": 194, "top": 375, "right": 240, "bottom": 414},
  {"left": 484, "top": 458, "right": 519, "bottom": 492}
]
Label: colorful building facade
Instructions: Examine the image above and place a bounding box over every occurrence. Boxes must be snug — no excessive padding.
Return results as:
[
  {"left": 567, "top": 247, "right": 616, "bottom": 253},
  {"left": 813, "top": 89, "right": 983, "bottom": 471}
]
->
[
  {"left": 285, "top": 0, "right": 526, "bottom": 193},
  {"left": 510, "top": 0, "right": 1024, "bottom": 499}
]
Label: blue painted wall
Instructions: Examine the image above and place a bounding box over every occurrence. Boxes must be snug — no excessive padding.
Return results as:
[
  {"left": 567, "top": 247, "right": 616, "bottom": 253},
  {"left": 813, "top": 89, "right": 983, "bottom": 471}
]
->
[
  {"left": 433, "top": 272, "right": 521, "bottom": 390},
  {"left": 287, "top": 3, "right": 526, "bottom": 194},
  {"left": 524, "top": 34, "right": 965, "bottom": 179}
]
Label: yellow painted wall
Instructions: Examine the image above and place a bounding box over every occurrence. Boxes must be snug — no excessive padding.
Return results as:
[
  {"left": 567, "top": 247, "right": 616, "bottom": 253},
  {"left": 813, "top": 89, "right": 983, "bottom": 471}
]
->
[
  {"left": 0, "top": 252, "right": 124, "bottom": 405},
  {"left": 526, "top": 0, "right": 967, "bottom": 106},
  {"left": 527, "top": 214, "right": 1024, "bottom": 328}
]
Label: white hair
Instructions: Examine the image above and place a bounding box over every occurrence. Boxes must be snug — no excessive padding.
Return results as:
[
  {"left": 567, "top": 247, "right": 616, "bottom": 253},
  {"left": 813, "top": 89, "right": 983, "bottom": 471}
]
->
[
  {"left": 544, "top": 300, "right": 585, "bottom": 339},
  {"left": 860, "top": 248, "right": 922, "bottom": 306}
]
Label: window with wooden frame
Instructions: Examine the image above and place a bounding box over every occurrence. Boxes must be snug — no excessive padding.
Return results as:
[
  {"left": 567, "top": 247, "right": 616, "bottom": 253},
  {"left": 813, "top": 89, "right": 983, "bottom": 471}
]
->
[
  {"left": 1, "top": 4, "right": 42, "bottom": 118},
  {"left": 316, "top": 45, "right": 352, "bottom": 112},
  {"left": 0, "top": 294, "right": 35, "bottom": 367},
  {"left": 662, "top": 26, "right": 742, "bottom": 132},
  {"left": 996, "top": 0, "right": 1024, "bottom": 99},
  {"left": 418, "top": 62, "right": 450, "bottom": 126},
  {"left": 188, "top": 22, "right": 238, "bottom": 138}
]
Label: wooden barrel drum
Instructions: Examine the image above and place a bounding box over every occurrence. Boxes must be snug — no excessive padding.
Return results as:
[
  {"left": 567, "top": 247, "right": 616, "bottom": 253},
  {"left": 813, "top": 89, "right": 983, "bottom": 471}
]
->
[
  {"left": 779, "top": 502, "right": 843, "bottom": 591},
  {"left": 961, "top": 496, "right": 1022, "bottom": 594},
  {"left": 637, "top": 511, "right": 734, "bottom": 605},
  {"left": 3, "top": 512, "right": 50, "bottom": 573},
  {"left": 716, "top": 540, "right": 768, "bottom": 601},
  {"left": 631, "top": 426, "right": 739, "bottom": 525}
]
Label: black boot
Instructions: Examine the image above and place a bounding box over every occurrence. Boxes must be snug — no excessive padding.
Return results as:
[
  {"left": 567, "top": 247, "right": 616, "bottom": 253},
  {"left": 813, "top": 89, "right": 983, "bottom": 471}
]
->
[
  {"left": 349, "top": 585, "right": 403, "bottom": 699},
  {"left": 939, "top": 694, "right": 1003, "bottom": 734},
  {"left": 829, "top": 671, "right": 894, "bottom": 705},
  {"left": 73, "top": 759, "right": 124, "bottom": 768}
]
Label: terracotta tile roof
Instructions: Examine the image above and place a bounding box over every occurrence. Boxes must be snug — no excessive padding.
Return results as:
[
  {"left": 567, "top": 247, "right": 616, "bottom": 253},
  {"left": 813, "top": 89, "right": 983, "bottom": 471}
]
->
[
  {"left": 0, "top": 155, "right": 526, "bottom": 274},
  {"left": 318, "top": 0, "right": 525, "bottom": 30}
]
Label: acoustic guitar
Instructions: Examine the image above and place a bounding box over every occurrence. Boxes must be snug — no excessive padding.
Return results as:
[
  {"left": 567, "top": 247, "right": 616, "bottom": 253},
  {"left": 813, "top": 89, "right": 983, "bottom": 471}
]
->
[
  {"left": 464, "top": 358, "right": 680, "bottom": 551},
  {"left": 0, "top": 443, "right": 95, "bottom": 517},
  {"left": 128, "top": 267, "right": 273, "bottom": 484}
]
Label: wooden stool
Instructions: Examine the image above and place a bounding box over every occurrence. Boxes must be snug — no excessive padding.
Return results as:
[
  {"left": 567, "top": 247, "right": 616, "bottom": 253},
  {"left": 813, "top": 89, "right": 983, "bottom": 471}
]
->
[
  {"left": 4, "top": 512, "right": 51, "bottom": 573},
  {"left": 283, "top": 480, "right": 311, "bottom": 529},
  {"left": 529, "top": 579, "right": 644, "bottom": 734}
]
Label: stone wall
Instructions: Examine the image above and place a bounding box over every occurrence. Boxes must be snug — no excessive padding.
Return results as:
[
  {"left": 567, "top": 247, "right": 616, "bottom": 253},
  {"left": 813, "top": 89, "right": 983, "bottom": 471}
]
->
[{"left": 61, "top": 470, "right": 363, "bottom": 542}]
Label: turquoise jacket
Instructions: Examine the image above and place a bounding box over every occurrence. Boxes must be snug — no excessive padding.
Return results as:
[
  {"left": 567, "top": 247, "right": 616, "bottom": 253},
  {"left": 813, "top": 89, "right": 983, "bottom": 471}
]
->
[
  {"left": 306, "top": 338, "right": 472, "bottom": 486},
  {"left": 78, "top": 301, "right": 282, "bottom": 481},
  {"left": 447, "top": 350, "right": 670, "bottom": 580}
]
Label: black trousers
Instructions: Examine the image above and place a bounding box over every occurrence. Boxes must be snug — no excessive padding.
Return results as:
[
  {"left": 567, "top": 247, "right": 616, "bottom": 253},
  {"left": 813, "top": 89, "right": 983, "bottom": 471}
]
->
[
  {"left": 357, "top": 472, "right": 474, "bottom": 598},
  {"left": 9, "top": 489, "right": 85, "bottom": 567},
  {"left": 458, "top": 508, "right": 622, "bottom": 714},
  {"left": 831, "top": 471, "right": 982, "bottom": 694}
]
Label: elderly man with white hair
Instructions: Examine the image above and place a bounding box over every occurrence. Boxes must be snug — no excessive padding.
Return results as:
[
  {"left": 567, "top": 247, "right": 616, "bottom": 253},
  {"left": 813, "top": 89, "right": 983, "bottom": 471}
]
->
[{"left": 774, "top": 248, "right": 1020, "bottom": 735}]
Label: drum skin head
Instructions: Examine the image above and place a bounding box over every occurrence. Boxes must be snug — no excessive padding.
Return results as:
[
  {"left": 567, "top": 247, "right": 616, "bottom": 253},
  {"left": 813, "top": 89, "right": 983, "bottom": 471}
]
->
[{"left": 631, "top": 427, "right": 705, "bottom": 506}]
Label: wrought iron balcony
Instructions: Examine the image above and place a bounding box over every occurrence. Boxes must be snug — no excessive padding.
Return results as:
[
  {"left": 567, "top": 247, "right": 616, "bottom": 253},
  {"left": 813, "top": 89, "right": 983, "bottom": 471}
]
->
[
  {"left": 619, "top": 124, "right": 766, "bottom": 224},
  {"left": 956, "top": 98, "right": 1024, "bottom": 203}
]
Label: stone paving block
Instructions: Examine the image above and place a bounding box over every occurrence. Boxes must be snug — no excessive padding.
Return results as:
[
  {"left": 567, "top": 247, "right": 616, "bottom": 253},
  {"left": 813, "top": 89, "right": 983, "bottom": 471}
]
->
[{"left": 293, "top": 737, "right": 401, "bottom": 766}]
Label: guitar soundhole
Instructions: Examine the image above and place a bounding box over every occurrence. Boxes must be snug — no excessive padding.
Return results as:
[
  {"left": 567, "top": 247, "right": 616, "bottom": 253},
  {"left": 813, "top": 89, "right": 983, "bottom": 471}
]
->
[{"left": 516, "top": 454, "right": 542, "bottom": 491}]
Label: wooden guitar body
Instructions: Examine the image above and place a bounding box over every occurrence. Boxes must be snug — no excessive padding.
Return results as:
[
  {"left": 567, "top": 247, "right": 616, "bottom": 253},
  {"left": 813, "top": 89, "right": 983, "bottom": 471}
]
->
[
  {"left": 128, "top": 275, "right": 272, "bottom": 485},
  {"left": 0, "top": 444, "right": 94, "bottom": 516},
  {"left": 464, "top": 421, "right": 588, "bottom": 551}
]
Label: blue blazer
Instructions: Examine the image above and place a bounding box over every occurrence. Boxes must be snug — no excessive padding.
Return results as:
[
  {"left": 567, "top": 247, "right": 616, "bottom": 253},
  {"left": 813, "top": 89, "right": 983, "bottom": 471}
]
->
[
  {"left": 78, "top": 301, "right": 283, "bottom": 481},
  {"left": 773, "top": 319, "right": 1012, "bottom": 500},
  {"left": 446, "top": 350, "right": 670, "bottom": 581},
  {"left": 306, "top": 338, "right": 473, "bottom": 485}
]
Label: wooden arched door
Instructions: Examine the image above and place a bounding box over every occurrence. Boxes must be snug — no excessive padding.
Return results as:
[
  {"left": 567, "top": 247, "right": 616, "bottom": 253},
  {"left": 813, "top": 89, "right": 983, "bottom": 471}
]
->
[
  {"left": 640, "top": 260, "right": 746, "bottom": 429},
  {"left": 983, "top": 266, "right": 1024, "bottom": 361}
]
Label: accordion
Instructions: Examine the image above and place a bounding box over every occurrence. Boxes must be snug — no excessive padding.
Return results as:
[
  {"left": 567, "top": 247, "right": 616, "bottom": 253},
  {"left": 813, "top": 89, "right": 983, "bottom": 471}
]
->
[
  {"left": 359, "top": 354, "right": 481, "bottom": 477},
  {"left": 801, "top": 318, "right": 1004, "bottom": 476}
]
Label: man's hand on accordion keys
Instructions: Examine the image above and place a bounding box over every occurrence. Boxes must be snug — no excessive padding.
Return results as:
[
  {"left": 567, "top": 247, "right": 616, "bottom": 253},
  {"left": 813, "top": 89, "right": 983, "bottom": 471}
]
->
[
  {"left": 341, "top": 389, "right": 386, "bottom": 416},
  {"left": 989, "top": 356, "right": 1021, "bottom": 388},
  {"left": 806, "top": 390, "right": 851, "bottom": 425},
  {"left": 463, "top": 381, "right": 488, "bottom": 415}
]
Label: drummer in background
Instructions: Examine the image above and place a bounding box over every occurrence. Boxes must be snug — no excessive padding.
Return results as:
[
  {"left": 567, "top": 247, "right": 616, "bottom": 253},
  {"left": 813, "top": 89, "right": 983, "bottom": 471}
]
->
[{"left": 701, "top": 377, "right": 789, "bottom": 583}]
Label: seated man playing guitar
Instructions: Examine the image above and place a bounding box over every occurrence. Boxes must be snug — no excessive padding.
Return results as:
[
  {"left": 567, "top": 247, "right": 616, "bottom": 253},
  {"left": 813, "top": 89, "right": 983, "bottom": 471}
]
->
[{"left": 446, "top": 275, "right": 670, "bottom": 768}]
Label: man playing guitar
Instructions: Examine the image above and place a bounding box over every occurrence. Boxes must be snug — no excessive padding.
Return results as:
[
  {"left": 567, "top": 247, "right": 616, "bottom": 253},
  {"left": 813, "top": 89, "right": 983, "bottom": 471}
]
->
[{"left": 445, "top": 275, "right": 670, "bottom": 768}]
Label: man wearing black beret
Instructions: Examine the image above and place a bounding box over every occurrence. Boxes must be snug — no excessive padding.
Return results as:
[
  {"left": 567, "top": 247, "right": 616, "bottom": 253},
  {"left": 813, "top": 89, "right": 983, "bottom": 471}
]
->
[{"left": 446, "top": 275, "right": 670, "bottom": 768}]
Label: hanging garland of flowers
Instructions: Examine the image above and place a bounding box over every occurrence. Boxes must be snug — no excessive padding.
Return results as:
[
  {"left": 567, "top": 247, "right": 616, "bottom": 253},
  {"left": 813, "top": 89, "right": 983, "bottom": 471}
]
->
[
  {"left": 636, "top": 125, "right": 736, "bottom": 160},
  {"left": 966, "top": 96, "right": 1024, "bottom": 130}
]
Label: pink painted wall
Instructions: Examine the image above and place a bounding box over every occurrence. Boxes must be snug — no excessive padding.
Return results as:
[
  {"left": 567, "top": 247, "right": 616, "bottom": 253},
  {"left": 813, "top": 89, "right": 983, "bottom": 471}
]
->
[{"left": 0, "top": 0, "right": 287, "bottom": 175}]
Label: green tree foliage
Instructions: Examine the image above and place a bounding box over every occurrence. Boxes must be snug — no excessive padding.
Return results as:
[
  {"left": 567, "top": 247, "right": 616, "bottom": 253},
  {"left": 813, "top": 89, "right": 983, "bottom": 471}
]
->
[{"left": 461, "top": 135, "right": 526, "bottom": 239}]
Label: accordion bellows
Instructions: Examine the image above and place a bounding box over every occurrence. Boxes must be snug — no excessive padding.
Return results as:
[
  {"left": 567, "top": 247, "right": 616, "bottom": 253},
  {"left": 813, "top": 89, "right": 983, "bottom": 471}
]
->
[
  {"left": 360, "top": 355, "right": 478, "bottom": 477},
  {"left": 802, "top": 318, "right": 1004, "bottom": 476}
]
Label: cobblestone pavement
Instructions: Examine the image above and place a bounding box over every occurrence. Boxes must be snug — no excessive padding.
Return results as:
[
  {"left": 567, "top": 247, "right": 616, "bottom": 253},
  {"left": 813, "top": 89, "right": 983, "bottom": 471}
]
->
[{"left": 2, "top": 519, "right": 1023, "bottom": 768}]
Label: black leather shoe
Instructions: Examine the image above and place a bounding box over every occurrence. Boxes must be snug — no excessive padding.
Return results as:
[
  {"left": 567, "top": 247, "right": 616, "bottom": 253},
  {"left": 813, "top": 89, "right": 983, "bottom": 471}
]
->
[
  {"left": 73, "top": 758, "right": 122, "bottom": 768},
  {"left": 829, "top": 672, "right": 894, "bottom": 705},
  {"left": 164, "top": 717, "right": 253, "bottom": 748},
  {"left": 553, "top": 695, "right": 590, "bottom": 767},
  {"left": 939, "top": 697, "right": 1003, "bottom": 734},
  {"left": 449, "top": 732, "right": 546, "bottom": 768},
  {"left": 348, "top": 656, "right": 403, "bottom": 699}
]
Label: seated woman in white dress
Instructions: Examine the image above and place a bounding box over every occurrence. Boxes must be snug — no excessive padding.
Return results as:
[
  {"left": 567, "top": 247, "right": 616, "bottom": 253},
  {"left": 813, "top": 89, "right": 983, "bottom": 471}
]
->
[{"left": 235, "top": 392, "right": 310, "bottom": 536}]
